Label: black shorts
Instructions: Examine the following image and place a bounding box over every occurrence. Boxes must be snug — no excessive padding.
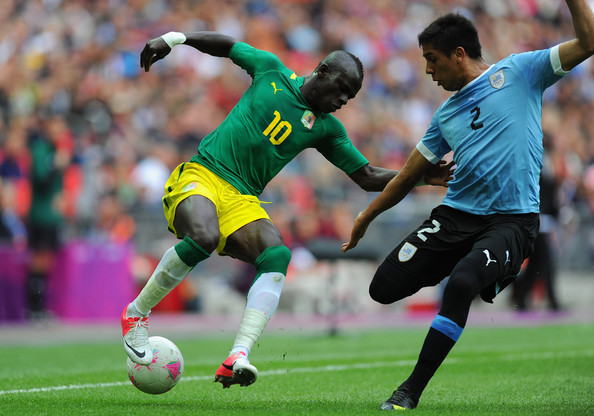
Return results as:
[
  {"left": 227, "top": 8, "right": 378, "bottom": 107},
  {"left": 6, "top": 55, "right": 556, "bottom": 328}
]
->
[
  {"left": 27, "top": 223, "right": 61, "bottom": 251},
  {"left": 378, "top": 204, "right": 539, "bottom": 291}
]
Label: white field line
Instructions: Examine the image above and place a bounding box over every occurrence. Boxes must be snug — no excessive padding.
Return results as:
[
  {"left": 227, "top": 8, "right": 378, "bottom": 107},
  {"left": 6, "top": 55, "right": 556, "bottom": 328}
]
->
[{"left": 1, "top": 349, "right": 592, "bottom": 396}]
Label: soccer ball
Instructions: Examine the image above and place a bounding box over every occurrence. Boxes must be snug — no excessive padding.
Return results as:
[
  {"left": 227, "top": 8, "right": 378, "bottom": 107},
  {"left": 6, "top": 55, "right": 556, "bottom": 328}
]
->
[{"left": 127, "top": 336, "right": 184, "bottom": 394}]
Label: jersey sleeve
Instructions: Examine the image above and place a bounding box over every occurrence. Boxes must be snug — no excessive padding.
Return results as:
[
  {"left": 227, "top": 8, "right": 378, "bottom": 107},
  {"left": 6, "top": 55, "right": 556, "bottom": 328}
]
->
[
  {"left": 417, "top": 110, "right": 451, "bottom": 164},
  {"left": 229, "top": 42, "right": 286, "bottom": 78},
  {"left": 315, "top": 116, "right": 369, "bottom": 175},
  {"left": 509, "top": 47, "right": 566, "bottom": 90}
]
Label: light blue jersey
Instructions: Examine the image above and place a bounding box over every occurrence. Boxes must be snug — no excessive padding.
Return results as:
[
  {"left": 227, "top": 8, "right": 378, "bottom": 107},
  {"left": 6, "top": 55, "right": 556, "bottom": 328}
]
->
[{"left": 417, "top": 46, "right": 568, "bottom": 215}]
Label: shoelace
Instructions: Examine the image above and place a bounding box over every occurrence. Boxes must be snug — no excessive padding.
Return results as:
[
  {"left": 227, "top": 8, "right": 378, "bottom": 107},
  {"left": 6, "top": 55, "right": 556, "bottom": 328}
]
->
[{"left": 126, "top": 317, "right": 149, "bottom": 344}]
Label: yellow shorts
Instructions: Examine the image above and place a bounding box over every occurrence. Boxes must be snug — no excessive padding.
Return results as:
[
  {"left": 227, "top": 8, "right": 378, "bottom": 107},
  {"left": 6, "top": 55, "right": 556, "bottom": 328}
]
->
[{"left": 162, "top": 162, "right": 271, "bottom": 254}]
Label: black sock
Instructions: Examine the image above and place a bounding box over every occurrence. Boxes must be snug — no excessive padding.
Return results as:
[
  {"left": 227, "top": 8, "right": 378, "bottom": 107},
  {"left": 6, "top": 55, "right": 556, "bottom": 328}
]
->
[
  {"left": 27, "top": 272, "right": 46, "bottom": 313},
  {"left": 401, "top": 327, "right": 457, "bottom": 397}
]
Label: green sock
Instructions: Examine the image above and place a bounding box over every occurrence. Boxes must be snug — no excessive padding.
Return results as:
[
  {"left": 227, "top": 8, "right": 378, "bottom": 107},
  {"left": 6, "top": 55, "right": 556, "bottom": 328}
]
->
[{"left": 134, "top": 238, "right": 210, "bottom": 314}]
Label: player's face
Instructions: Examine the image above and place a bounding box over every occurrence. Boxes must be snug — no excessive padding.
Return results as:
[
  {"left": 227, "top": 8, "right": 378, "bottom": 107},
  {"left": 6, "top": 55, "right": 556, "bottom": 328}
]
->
[
  {"left": 311, "top": 69, "right": 361, "bottom": 114},
  {"left": 422, "top": 43, "right": 466, "bottom": 92}
]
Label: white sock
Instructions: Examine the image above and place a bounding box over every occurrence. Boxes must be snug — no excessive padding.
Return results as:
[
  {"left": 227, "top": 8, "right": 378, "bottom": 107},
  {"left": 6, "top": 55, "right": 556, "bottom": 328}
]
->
[
  {"left": 128, "top": 301, "right": 145, "bottom": 317},
  {"left": 231, "top": 272, "right": 285, "bottom": 357},
  {"left": 230, "top": 308, "right": 270, "bottom": 358},
  {"left": 133, "top": 246, "right": 193, "bottom": 315}
]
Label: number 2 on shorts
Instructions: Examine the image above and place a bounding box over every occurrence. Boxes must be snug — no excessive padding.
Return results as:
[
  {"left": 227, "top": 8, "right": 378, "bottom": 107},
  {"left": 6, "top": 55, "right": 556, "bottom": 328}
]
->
[{"left": 416, "top": 219, "right": 441, "bottom": 242}]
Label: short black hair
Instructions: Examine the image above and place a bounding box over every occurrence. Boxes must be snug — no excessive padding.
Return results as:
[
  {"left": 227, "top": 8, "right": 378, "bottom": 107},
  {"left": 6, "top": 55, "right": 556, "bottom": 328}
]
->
[
  {"left": 320, "top": 51, "right": 364, "bottom": 80},
  {"left": 418, "top": 13, "right": 482, "bottom": 60},
  {"left": 345, "top": 51, "right": 364, "bottom": 80}
]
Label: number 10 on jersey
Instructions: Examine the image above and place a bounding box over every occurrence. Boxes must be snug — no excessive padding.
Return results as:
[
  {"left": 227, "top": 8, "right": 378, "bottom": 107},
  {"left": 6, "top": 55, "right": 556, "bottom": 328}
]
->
[{"left": 263, "top": 111, "right": 292, "bottom": 145}]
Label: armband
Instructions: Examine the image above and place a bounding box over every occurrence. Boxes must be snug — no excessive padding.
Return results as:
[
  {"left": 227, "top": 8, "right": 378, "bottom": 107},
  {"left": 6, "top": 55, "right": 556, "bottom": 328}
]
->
[{"left": 161, "top": 32, "right": 186, "bottom": 48}]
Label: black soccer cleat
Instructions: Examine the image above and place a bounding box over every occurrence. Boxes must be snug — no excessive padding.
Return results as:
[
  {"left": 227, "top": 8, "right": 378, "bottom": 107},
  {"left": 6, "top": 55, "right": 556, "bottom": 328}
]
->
[{"left": 380, "top": 387, "right": 419, "bottom": 411}]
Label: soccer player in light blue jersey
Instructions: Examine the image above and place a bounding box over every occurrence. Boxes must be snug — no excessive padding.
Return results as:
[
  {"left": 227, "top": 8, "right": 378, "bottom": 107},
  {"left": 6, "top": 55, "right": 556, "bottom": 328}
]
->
[{"left": 342, "top": 0, "right": 594, "bottom": 410}]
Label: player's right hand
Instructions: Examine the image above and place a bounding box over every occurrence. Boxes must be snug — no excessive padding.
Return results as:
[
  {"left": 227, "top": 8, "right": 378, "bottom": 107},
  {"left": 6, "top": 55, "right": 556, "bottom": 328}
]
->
[
  {"left": 140, "top": 37, "right": 172, "bottom": 72},
  {"left": 342, "top": 211, "right": 371, "bottom": 252}
]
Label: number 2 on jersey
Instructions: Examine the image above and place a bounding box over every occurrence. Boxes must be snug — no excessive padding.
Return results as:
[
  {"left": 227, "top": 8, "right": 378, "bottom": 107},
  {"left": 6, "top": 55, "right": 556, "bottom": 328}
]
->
[
  {"left": 263, "top": 111, "right": 292, "bottom": 145},
  {"left": 470, "top": 106, "right": 484, "bottom": 130}
]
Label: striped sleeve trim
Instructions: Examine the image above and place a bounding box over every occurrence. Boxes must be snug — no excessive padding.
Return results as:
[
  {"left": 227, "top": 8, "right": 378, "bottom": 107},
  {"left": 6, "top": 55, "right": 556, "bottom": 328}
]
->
[
  {"left": 550, "top": 44, "right": 570, "bottom": 76},
  {"left": 416, "top": 141, "right": 441, "bottom": 164}
]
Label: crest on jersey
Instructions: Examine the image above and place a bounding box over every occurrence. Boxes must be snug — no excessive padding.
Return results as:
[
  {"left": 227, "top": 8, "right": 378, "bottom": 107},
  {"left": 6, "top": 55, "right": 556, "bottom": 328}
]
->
[
  {"left": 489, "top": 70, "right": 505, "bottom": 89},
  {"left": 398, "top": 242, "right": 418, "bottom": 262},
  {"left": 182, "top": 182, "right": 198, "bottom": 192},
  {"left": 301, "top": 110, "right": 316, "bottom": 129}
]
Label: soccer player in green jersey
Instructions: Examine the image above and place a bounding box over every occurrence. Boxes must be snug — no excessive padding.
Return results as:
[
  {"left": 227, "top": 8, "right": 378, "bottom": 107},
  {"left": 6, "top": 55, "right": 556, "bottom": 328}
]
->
[{"left": 121, "top": 30, "right": 454, "bottom": 388}]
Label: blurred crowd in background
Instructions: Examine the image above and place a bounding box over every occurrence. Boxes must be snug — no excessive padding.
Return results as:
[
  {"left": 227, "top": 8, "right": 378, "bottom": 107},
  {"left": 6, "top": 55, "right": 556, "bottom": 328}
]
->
[{"left": 0, "top": 0, "right": 592, "bottom": 318}]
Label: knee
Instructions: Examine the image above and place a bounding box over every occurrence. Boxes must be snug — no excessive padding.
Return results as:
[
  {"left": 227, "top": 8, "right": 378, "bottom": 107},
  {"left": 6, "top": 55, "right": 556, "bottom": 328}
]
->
[
  {"left": 185, "top": 234, "right": 218, "bottom": 254},
  {"left": 369, "top": 266, "right": 415, "bottom": 305},
  {"left": 273, "top": 245, "right": 292, "bottom": 268},
  {"left": 369, "top": 280, "right": 398, "bottom": 304},
  {"left": 444, "top": 258, "right": 483, "bottom": 302},
  {"left": 176, "top": 217, "right": 220, "bottom": 254},
  {"left": 255, "top": 245, "right": 292, "bottom": 275},
  {"left": 443, "top": 275, "right": 477, "bottom": 305},
  {"left": 180, "top": 222, "right": 219, "bottom": 253}
]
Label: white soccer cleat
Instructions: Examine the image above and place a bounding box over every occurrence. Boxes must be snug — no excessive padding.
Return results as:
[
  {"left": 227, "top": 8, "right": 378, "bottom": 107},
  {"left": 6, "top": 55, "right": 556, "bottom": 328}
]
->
[{"left": 121, "top": 303, "right": 153, "bottom": 366}]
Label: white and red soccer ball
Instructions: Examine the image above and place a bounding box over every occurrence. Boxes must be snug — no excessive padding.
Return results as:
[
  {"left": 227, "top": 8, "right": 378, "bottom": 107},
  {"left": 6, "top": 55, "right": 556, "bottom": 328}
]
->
[{"left": 127, "top": 336, "right": 184, "bottom": 394}]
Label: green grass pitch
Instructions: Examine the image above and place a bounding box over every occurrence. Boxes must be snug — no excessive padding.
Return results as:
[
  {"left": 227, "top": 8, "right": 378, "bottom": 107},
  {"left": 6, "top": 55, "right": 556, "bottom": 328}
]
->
[{"left": 0, "top": 323, "right": 592, "bottom": 415}]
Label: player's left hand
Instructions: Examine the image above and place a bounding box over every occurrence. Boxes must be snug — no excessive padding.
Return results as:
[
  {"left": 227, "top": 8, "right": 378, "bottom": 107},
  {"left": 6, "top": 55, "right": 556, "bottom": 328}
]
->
[{"left": 424, "top": 160, "right": 455, "bottom": 187}]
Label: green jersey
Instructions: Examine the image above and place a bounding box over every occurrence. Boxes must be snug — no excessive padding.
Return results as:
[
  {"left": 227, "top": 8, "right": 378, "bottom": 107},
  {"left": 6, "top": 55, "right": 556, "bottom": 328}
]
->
[
  {"left": 29, "top": 138, "right": 63, "bottom": 226},
  {"left": 190, "top": 42, "right": 369, "bottom": 196}
]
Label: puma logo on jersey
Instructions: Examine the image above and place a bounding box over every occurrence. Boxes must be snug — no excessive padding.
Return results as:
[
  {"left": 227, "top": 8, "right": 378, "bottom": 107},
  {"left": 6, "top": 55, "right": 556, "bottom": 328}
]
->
[
  {"left": 271, "top": 82, "right": 283, "bottom": 94},
  {"left": 483, "top": 249, "right": 497, "bottom": 267},
  {"left": 504, "top": 250, "right": 510, "bottom": 264}
]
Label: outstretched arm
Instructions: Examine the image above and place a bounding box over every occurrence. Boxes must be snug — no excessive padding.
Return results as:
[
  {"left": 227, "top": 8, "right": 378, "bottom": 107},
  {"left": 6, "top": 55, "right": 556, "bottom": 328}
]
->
[
  {"left": 343, "top": 148, "right": 432, "bottom": 252},
  {"left": 349, "top": 159, "right": 454, "bottom": 192},
  {"left": 558, "top": 0, "right": 594, "bottom": 71},
  {"left": 140, "top": 31, "right": 238, "bottom": 72}
]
